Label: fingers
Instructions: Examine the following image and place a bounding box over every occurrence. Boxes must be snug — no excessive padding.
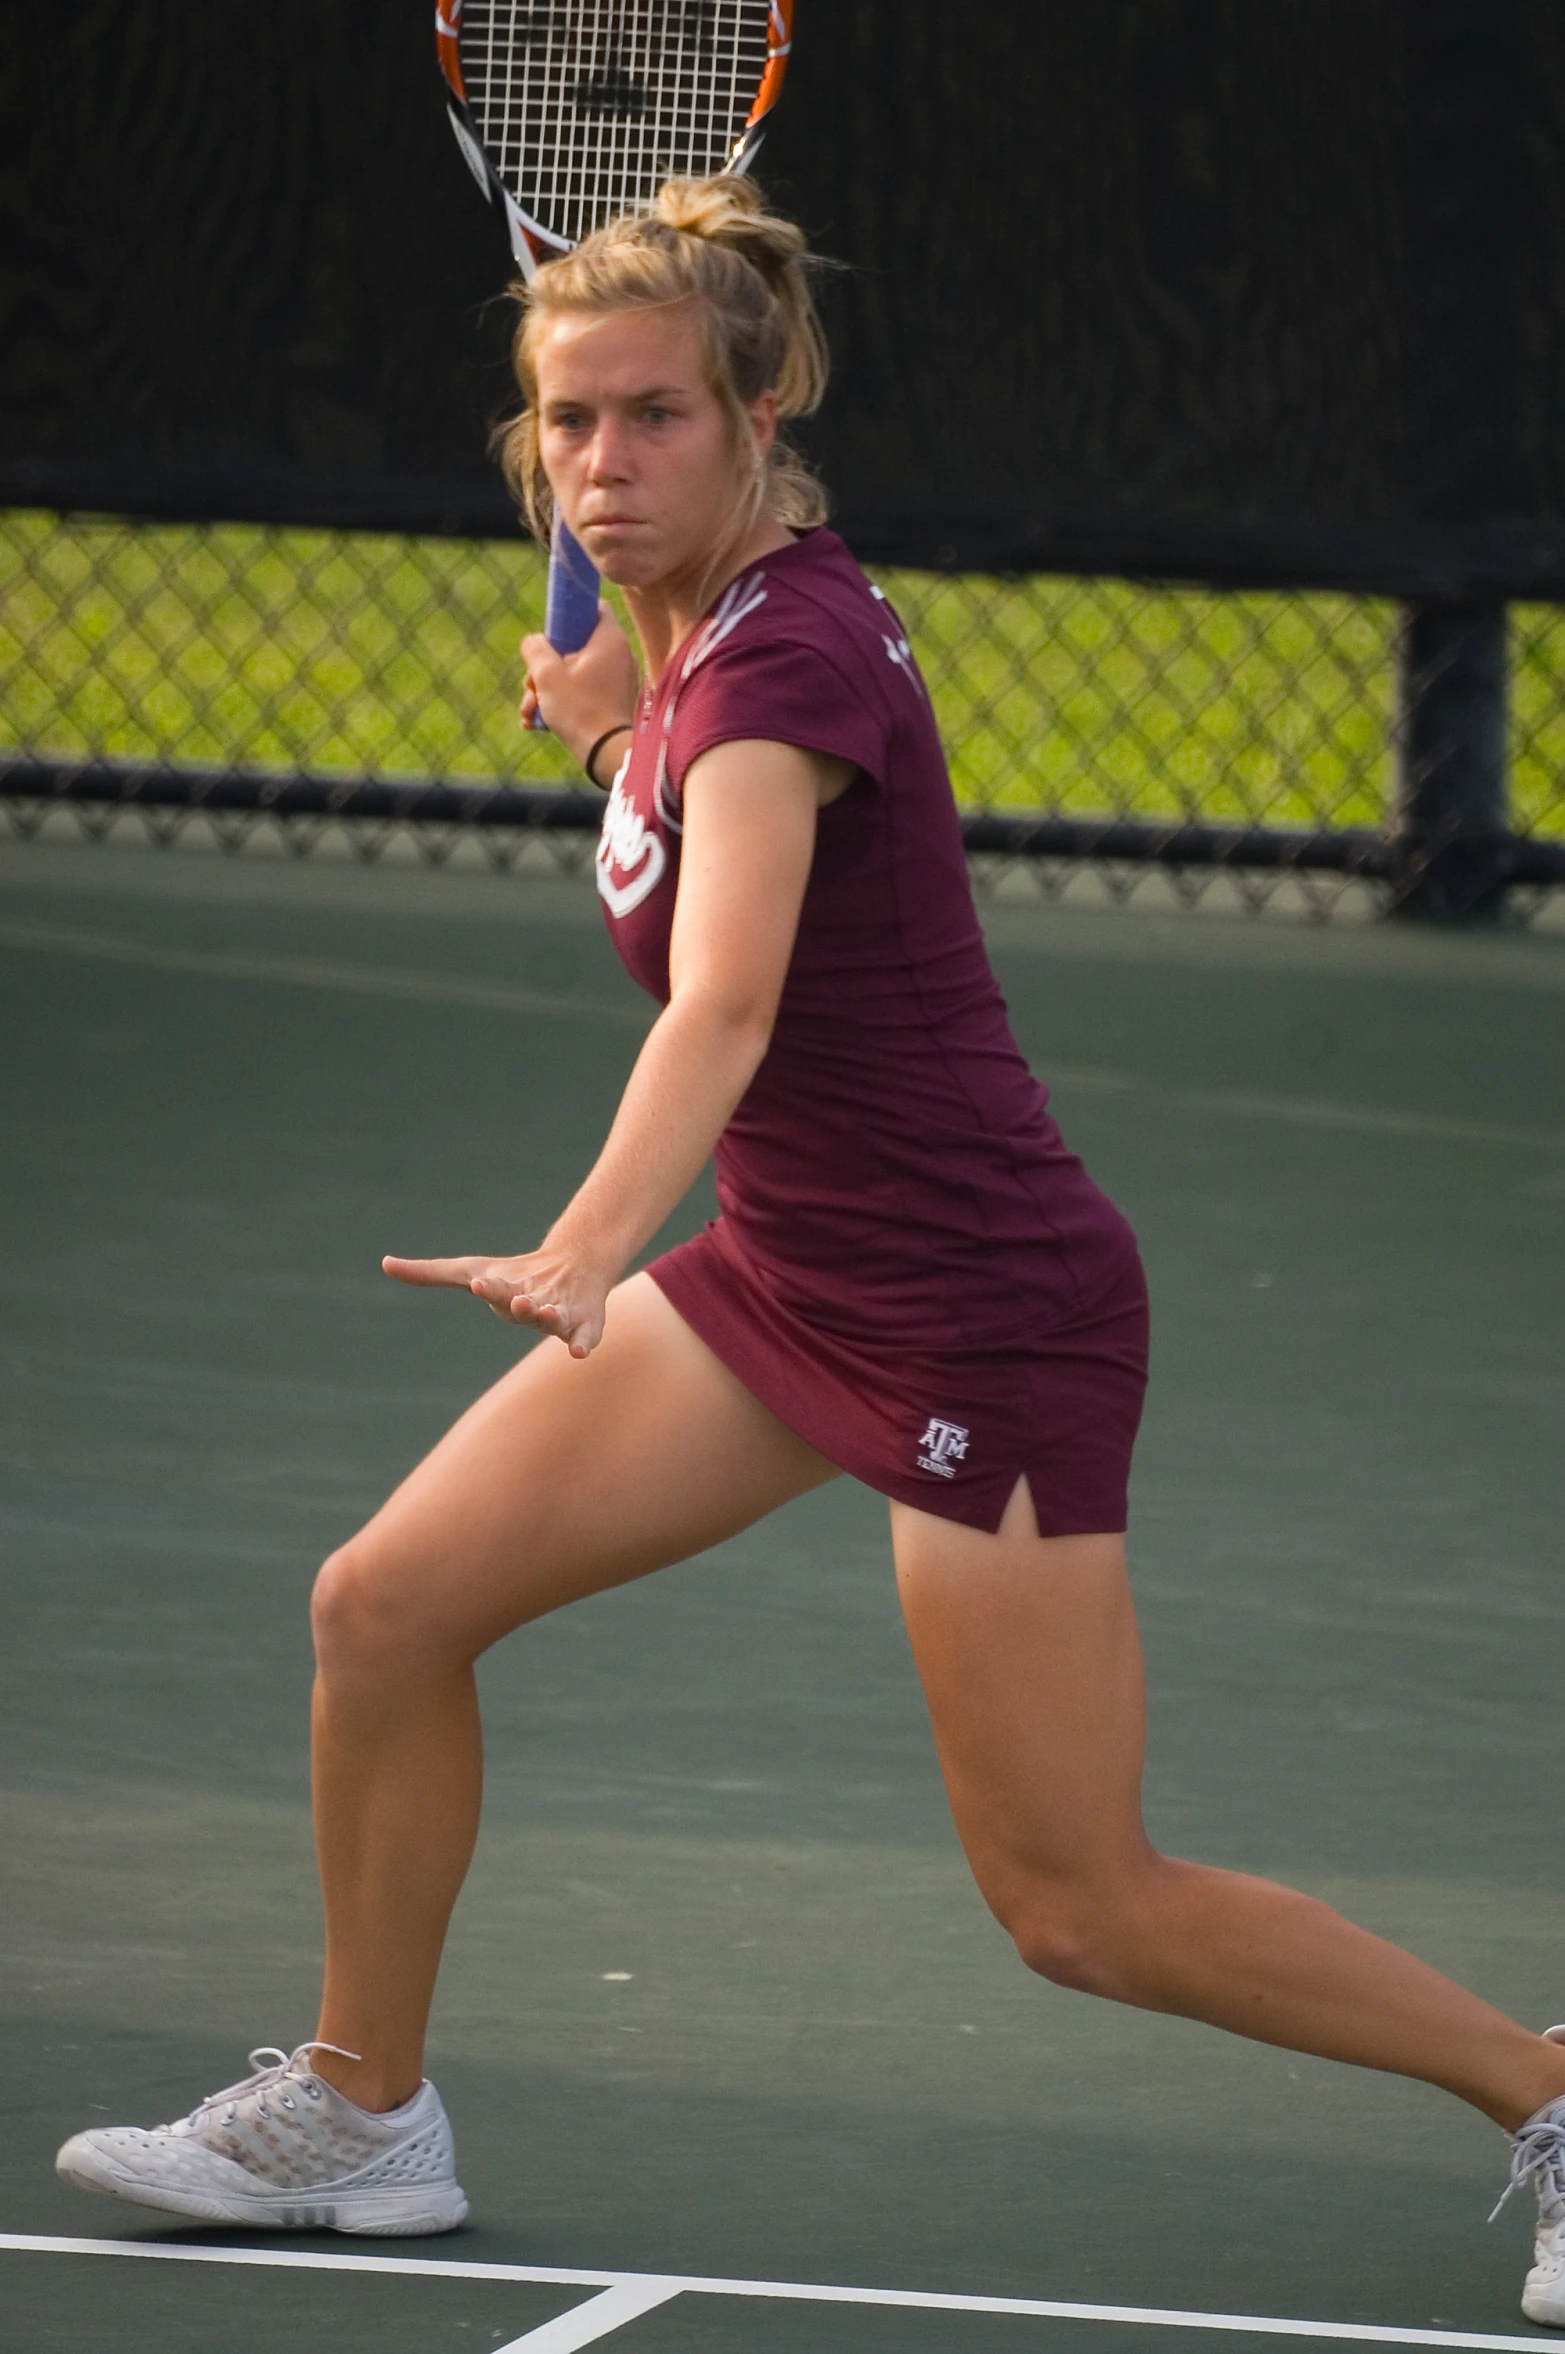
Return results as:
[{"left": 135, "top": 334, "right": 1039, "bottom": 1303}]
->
[
  {"left": 519, "top": 609, "right": 638, "bottom": 747},
  {"left": 383, "top": 1255, "right": 547, "bottom": 1313},
  {"left": 485, "top": 1286, "right": 603, "bottom": 1357},
  {"left": 382, "top": 1255, "right": 481, "bottom": 1288},
  {"left": 520, "top": 630, "right": 569, "bottom": 729},
  {"left": 565, "top": 1311, "right": 603, "bottom": 1360},
  {"left": 470, "top": 1272, "right": 545, "bottom": 1323},
  {"left": 385, "top": 1254, "right": 606, "bottom": 1357},
  {"left": 521, "top": 619, "right": 610, "bottom": 676},
  {"left": 465, "top": 1272, "right": 591, "bottom": 1348}
]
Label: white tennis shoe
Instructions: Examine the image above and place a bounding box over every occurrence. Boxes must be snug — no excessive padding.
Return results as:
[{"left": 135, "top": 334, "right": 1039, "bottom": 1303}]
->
[
  {"left": 1493, "top": 2024, "right": 1565, "bottom": 2327},
  {"left": 55, "top": 2042, "right": 468, "bottom": 2236}
]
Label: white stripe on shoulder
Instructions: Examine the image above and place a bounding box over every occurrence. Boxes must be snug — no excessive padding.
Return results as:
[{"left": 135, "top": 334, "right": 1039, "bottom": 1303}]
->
[
  {"left": 681, "top": 569, "right": 769, "bottom": 681},
  {"left": 656, "top": 569, "right": 773, "bottom": 823}
]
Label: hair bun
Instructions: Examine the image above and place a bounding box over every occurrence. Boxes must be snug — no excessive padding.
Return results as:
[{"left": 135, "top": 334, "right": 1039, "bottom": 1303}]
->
[{"left": 652, "top": 175, "right": 807, "bottom": 289}]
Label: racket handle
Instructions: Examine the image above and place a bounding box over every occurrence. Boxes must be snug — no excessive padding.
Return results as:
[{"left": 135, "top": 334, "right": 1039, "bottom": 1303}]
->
[
  {"left": 545, "top": 518, "right": 600, "bottom": 653},
  {"left": 526, "top": 518, "right": 602, "bottom": 732}
]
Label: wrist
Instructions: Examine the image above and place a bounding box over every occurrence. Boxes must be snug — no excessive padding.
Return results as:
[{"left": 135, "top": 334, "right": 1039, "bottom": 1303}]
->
[
  {"left": 540, "top": 1213, "right": 623, "bottom": 1286},
  {"left": 582, "top": 721, "right": 634, "bottom": 791}
]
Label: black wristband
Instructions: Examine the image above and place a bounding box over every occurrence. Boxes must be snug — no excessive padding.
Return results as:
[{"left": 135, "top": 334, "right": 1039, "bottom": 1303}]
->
[{"left": 583, "top": 722, "right": 633, "bottom": 791}]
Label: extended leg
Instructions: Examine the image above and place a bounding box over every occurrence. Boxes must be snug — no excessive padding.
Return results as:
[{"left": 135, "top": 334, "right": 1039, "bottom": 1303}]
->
[
  {"left": 891, "top": 1486, "right": 1565, "bottom": 2132},
  {"left": 310, "top": 1272, "right": 836, "bottom": 2111}
]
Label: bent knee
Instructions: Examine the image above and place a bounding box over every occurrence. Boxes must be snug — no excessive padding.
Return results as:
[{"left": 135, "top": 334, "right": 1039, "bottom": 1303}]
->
[
  {"left": 1009, "top": 1905, "right": 1115, "bottom": 1996},
  {"left": 1001, "top": 1876, "right": 1157, "bottom": 2000},
  {"left": 310, "top": 1540, "right": 455, "bottom": 1678}
]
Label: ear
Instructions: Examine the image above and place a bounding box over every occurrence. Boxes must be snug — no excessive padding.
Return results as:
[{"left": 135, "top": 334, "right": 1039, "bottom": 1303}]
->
[{"left": 747, "top": 387, "right": 779, "bottom": 460}]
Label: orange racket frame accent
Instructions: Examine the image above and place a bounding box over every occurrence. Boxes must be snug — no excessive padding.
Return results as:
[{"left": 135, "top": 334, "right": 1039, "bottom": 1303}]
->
[{"left": 732, "top": 0, "right": 795, "bottom": 172}]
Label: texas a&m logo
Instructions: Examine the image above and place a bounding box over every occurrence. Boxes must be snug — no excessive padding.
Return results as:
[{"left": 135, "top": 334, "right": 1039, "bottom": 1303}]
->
[
  {"left": 595, "top": 761, "right": 665, "bottom": 919},
  {"left": 917, "top": 1418, "right": 970, "bottom": 1479}
]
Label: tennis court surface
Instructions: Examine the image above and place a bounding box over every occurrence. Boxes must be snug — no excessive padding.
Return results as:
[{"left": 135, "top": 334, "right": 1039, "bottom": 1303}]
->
[{"left": 3, "top": 835, "right": 1562, "bottom": 2352}]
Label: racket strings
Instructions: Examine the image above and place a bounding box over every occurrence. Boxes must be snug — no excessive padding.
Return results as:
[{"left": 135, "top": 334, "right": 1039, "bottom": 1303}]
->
[{"left": 459, "top": 1, "right": 774, "bottom": 248}]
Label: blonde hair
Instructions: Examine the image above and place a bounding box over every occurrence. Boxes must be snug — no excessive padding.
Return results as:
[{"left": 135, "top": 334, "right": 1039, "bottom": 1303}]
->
[{"left": 496, "top": 175, "right": 830, "bottom": 546}]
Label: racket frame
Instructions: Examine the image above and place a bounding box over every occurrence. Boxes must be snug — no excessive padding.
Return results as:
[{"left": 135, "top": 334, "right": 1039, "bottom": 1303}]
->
[
  {"left": 435, "top": 0, "right": 795, "bottom": 672},
  {"left": 436, "top": 2, "right": 794, "bottom": 283}
]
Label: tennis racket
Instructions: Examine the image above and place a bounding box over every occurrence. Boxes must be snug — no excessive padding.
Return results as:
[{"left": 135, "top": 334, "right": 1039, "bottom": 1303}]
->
[{"left": 436, "top": 1, "right": 796, "bottom": 663}]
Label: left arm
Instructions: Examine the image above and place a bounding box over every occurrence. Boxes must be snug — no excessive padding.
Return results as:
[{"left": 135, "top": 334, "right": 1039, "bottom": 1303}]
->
[{"left": 383, "top": 740, "right": 851, "bottom": 1356}]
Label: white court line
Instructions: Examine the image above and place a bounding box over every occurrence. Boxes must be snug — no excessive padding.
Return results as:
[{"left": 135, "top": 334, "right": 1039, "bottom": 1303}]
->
[
  {"left": 493, "top": 2280, "right": 683, "bottom": 2351},
  {"left": 7, "top": 917, "right": 1561, "bottom": 1155},
  {"left": 0, "top": 2235, "right": 1551, "bottom": 2351},
  {"left": 0, "top": 919, "right": 648, "bottom": 1031}
]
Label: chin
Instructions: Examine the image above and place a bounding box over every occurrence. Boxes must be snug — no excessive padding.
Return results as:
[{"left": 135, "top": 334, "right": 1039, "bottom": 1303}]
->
[{"left": 589, "top": 546, "right": 665, "bottom": 589}]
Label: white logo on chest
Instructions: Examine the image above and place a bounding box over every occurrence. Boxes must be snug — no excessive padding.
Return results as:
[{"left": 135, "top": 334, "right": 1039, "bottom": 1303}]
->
[
  {"left": 917, "top": 1418, "right": 970, "bottom": 1478},
  {"left": 871, "top": 584, "right": 922, "bottom": 693},
  {"left": 595, "top": 759, "right": 666, "bottom": 919}
]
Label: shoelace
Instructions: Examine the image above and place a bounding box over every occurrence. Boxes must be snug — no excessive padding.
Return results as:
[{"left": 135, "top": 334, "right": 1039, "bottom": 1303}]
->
[
  {"left": 176, "top": 2041, "right": 362, "bottom": 2134},
  {"left": 1490, "top": 2108, "right": 1565, "bottom": 2225}
]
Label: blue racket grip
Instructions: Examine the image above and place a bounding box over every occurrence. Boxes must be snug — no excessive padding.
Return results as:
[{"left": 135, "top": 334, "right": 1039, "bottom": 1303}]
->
[
  {"left": 546, "top": 518, "right": 600, "bottom": 654},
  {"left": 527, "top": 519, "right": 601, "bottom": 732}
]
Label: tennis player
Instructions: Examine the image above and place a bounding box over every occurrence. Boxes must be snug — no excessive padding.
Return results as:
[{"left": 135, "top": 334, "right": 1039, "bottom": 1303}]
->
[{"left": 56, "top": 178, "right": 1565, "bottom": 2321}]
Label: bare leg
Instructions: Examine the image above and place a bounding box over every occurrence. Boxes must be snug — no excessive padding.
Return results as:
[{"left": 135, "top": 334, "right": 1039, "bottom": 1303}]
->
[
  {"left": 891, "top": 1483, "right": 1565, "bottom": 2133},
  {"left": 309, "top": 1273, "right": 837, "bottom": 2111}
]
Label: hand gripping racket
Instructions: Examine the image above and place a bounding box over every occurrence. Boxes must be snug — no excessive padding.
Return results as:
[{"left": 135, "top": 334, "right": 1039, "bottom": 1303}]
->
[{"left": 436, "top": 1, "right": 795, "bottom": 664}]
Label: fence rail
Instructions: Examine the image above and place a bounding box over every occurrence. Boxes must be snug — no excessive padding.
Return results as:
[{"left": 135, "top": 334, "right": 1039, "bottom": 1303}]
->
[{"left": 3, "top": 510, "right": 1563, "bottom": 918}]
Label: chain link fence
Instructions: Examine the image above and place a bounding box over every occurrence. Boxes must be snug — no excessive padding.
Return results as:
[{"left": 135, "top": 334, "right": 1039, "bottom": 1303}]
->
[{"left": 3, "top": 509, "right": 1563, "bottom": 916}]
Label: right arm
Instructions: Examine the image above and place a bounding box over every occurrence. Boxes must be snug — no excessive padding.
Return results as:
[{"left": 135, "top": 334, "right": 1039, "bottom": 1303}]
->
[{"left": 383, "top": 735, "right": 849, "bottom": 1356}]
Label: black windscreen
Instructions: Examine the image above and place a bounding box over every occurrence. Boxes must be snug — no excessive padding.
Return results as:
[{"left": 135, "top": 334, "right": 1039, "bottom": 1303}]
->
[{"left": 3, "top": 1, "right": 1564, "bottom": 593}]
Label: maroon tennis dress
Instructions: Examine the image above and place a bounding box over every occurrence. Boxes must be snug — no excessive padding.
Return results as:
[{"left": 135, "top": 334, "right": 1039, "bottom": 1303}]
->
[{"left": 595, "top": 528, "right": 1148, "bottom": 1535}]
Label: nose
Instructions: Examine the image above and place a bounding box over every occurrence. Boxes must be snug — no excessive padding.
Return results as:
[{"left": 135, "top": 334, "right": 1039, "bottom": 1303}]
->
[{"left": 586, "top": 418, "right": 632, "bottom": 484}]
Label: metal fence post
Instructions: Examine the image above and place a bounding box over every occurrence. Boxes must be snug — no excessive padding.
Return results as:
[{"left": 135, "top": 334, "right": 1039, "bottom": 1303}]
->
[{"left": 1392, "top": 600, "right": 1510, "bottom": 919}]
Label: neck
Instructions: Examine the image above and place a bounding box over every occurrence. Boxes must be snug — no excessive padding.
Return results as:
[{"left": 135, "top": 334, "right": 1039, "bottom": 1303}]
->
[{"left": 623, "top": 513, "right": 797, "bottom": 681}]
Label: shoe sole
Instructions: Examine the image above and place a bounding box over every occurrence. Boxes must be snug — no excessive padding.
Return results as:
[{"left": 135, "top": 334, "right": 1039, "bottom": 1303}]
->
[{"left": 56, "top": 2145, "right": 468, "bottom": 2236}]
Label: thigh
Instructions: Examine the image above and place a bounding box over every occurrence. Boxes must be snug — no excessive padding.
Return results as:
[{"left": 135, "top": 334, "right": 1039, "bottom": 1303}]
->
[
  {"left": 889, "top": 1483, "right": 1153, "bottom": 1918},
  {"left": 342, "top": 1272, "right": 838, "bottom": 1654}
]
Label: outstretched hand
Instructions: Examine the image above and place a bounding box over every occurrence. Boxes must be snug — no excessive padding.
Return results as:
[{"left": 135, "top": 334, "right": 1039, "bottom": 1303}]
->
[{"left": 382, "top": 1248, "right": 609, "bottom": 1359}]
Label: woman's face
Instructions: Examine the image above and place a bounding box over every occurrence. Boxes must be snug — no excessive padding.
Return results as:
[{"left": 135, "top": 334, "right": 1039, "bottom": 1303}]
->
[{"left": 533, "top": 301, "right": 776, "bottom": 594}]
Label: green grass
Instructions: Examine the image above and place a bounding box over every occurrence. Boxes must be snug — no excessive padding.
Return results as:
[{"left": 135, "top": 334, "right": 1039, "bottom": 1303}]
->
[{"left": 2, "top": 509, "right": 1562, "bottom": 835}]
